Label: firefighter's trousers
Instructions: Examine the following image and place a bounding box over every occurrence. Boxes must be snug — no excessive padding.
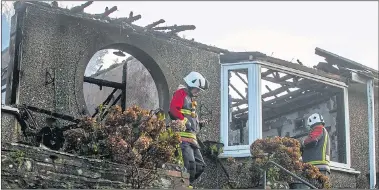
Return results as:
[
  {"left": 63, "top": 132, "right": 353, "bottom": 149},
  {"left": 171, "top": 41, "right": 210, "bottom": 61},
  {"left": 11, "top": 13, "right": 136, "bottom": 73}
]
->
[{"left": 181, "top": 143, "right": 206, "bottom": 183}]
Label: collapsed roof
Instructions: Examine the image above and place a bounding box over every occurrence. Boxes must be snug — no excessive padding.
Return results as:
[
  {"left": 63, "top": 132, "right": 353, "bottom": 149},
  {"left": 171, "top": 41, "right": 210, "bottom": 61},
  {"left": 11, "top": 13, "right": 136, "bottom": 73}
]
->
[
  {"left": 2, "top": 1, "right": 377, "bottom": 116},
  {"left": 220, "top": 49, "right": 378, "bottom": 123},
  {"left": 17, "top": 1, "right": 229, "bottom": 54}
]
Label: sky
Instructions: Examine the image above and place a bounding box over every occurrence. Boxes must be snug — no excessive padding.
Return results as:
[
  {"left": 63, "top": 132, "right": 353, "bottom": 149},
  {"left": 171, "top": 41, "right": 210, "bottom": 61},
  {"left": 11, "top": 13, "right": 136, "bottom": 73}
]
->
[
  {"left": 2, "top": 1, "right": 378, "bottom": 70},
  {"left": 51, "top": 1, "right": 378, "bottom": 70}
]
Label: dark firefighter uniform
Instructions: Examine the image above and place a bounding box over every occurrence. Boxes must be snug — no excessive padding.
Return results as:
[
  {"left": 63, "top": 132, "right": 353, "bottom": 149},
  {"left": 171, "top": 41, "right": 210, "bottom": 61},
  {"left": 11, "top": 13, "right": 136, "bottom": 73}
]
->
[
  {"left": 302, "top": 124, "right": 331, "bottom": 176},
  {"left": 169, "top": 85, "right": 206, "bottom": 184}
]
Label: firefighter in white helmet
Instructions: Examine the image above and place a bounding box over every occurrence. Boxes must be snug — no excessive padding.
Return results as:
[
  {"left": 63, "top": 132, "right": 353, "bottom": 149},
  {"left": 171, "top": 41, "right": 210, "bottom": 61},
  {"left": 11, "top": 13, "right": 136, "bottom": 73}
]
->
[
  {"left": 169, "top": 71, "right": 209, "bottom": 186},
  {"left": 301, "top": 113, "right": 331, "bottom": 177}
]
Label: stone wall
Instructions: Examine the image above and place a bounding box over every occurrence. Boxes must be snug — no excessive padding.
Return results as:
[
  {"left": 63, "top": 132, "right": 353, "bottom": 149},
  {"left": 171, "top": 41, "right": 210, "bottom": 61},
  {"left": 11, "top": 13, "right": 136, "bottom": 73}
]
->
[
  {"left": 1, "top": 142, "right": 189, "bottom": 189},
  {"left": 330, "top": 170, "right": 357, "bottom": 188},
  {"left": 348, "top": 89, "right": 379, "bottom": 189},
  {"left": 1, "top": 111, "right": 22, "bottom": 143}
]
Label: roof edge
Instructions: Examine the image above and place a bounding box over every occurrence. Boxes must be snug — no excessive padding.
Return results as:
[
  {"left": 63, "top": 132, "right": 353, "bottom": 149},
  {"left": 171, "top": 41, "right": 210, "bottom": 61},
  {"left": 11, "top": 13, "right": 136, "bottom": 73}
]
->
[{"left": 315, "top": 47, "right": 378, "bottom": 78}]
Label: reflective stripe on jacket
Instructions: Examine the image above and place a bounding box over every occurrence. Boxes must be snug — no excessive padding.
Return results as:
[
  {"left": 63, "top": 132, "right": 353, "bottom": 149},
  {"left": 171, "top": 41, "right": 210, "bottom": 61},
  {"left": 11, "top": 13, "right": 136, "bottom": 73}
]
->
[
  {"left": 169, "top": 85, "right": 200, "bottom": 147},
  {"left": 302, "top": 126, "right": 331, "bottom": 172}
]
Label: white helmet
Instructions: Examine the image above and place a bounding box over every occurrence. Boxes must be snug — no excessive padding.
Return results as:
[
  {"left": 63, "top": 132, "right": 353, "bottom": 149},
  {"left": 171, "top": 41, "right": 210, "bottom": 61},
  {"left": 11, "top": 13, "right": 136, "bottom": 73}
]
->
[
  {"left": 306, "top": 113, "right": 325, "bottom": 129},
  {"left": 183, "top": 71, "right": 209, "bottom": 91}
]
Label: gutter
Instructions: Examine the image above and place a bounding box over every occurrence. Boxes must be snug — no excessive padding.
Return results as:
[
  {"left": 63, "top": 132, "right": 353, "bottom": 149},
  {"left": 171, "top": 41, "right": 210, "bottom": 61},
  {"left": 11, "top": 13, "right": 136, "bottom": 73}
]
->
[{"left": 349, "top": 69, "right": 377, "bottom": 189}]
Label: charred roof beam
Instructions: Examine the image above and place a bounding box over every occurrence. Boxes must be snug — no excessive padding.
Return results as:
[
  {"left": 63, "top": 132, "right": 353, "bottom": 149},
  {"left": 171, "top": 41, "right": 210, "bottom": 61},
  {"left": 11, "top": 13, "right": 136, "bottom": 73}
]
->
[
  {"left": 20, "top": 1, "right": 230, "bottom": 54},
  {"left": 153, "top": 25, "right": 196, "bottom": 35},
  {"left": 145, "top": 19, "right": 165, "bottom": 29},
  {"left": 112, "top": 15, "right": 142, "bottom": 24},
  {"left": 262, "top": 91, "right": 339, "bottom": 121},
  {"left": 70, "top": 1, "right": 93, "bottom": 13},
  {"left": 94, "top": 6, "right": 117, "bottom": 19},
  {"left": 315, "top": 47, "right": 378, "bottom": 78}
]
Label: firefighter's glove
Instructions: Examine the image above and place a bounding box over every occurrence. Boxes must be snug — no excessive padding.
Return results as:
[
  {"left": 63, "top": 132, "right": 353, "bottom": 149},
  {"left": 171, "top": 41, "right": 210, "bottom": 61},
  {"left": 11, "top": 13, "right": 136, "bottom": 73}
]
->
[{"left": 199, "top": 119, "right": 209, "bottom": 129}]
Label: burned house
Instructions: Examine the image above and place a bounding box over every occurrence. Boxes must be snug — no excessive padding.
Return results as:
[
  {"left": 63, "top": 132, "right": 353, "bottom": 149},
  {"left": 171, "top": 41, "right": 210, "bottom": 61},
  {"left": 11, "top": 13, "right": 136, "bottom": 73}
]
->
[{"left": 1, "top": 1, "right": 378, "bottom": 189}]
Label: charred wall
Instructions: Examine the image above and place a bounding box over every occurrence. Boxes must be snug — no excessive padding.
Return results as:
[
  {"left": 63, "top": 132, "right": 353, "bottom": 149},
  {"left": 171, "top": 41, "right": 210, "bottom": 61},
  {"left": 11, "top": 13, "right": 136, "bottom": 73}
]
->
[{"left": 11, "top": 2, "right": 220, "bottom": 139}]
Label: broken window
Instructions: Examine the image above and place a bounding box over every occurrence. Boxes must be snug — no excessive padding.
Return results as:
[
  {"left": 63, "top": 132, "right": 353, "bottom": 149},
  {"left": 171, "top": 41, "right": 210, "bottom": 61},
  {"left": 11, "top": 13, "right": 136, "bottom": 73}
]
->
[
  {"left": 260, "top": 67, "right": 348, "bottom": 166},
  {"left": 83, "top": 49, "right": 159, "bottom": 116},
  {"left": 220, "top": 62, "right": 350, "bottom": 167}
]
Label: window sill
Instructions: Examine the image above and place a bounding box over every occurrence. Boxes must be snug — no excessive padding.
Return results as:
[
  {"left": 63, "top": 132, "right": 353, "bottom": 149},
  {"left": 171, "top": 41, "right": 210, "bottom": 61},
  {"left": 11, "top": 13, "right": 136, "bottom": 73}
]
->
[
  {"left": 218, "top": 149, "right": 251, "bottom": 158},
  {"left": 218, "top": 149, "right": 360, "bottom": 175},
  {"left": 330, "top": 165, "right": 360, "bottom": 175}
]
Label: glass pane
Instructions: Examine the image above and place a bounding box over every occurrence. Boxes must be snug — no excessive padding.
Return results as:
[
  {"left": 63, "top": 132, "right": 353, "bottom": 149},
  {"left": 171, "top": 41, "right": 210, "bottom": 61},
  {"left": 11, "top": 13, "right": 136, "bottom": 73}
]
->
[
  {"left": 1, "top": 92, "right": 5, "bottom": 105},
  {"left": 228, "top": 68, "right": 249, "bottom": 146},
  {"left": 1, "top": 84, "right": 5, "bottom": 105}
]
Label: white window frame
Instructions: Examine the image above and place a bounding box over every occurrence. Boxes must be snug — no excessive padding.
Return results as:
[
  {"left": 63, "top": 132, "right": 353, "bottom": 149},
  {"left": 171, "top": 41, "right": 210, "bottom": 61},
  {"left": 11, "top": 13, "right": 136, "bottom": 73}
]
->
[
  {"left": 220, "top": 62, "right": 262, "bottom": 158},
  {"left": 1, "top": 84, "right": 6, "bottom": 105},
  {"left": 219, "top": 60, "right": 352, "bottom": 170}
]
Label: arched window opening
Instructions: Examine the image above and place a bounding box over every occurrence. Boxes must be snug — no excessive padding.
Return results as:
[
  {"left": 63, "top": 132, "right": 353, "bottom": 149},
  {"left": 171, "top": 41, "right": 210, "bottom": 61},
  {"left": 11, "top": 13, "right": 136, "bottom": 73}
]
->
[{"left": 83, "top": 48, "right": 159, "bottom": 116}]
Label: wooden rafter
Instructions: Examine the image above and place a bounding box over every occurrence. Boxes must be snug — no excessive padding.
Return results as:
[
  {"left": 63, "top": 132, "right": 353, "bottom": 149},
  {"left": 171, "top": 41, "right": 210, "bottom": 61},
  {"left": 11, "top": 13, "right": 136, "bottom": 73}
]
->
[
  {"left": 262, "top": 69, "right": 274, "bottom": 77},
  {"left": 145, "top": 19, "right": 165, "bottom": 29},
  {"left": 234, "top": 71, "right": 248, "bottom": 85},
  {"left": 261, "top": 77, "right": 314, "bottom": 99},
  {"left": 229, "top": 64, "right": 345, "bottom": 121},
  {"left": 231, "top": 98, "right": 247, "bottom": 107},
  {"left": 262, "top": 85, "right": 289, "bottom": 98},
  {"left": 232, "top": 84, "right": 341, "bottom": 119},
  {"left": 153, "top": 25, "right": 196, "bottom": 35},
  {"left": 229, "top": 84, "right": 246, "bottom": 100},
  {"left": 236, "top": 91, "right": 337, "bottom": 121},
  {"left": 70, "top": 1, "right": 93, "bottom": 13},
  {"left": 262, "top": 91, "right": 339, "bottom": 121},
  {"left": 263, "top": 84, "right": 321, "bottom": 106},
  {"left": 262, "top": 76, "right": 297, "bottom": 87},
  {"left": 94, "top": 6, "right": 117, "bottom": 18},
  {"left": 265, "top": 85, "right": 278, "bottom": 98}
]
